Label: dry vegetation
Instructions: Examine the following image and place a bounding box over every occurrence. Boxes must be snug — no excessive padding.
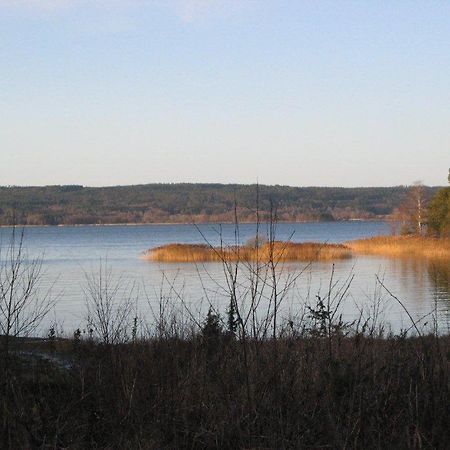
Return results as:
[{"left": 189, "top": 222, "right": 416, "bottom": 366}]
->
[
  {"left": 143, "top": 236, "right": 450, "bottom": 264},
  {"left": 2, "top": 329, "right": 450, "bottom": 449},
  {"left": 143, "top": 241, "right": 353, "bottom": 263},
  {"left": 347, "top": 235, "right": 450, "bottom": 259}
]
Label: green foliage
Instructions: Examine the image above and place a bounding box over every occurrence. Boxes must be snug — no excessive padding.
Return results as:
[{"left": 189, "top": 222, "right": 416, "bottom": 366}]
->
[
  {"left": 428, "top": 187, "right": 450, "bottom": 237},
  {"left": 226, "top": 298, "right": 238, "bottom": 336},
  {"left": 201, "top": 307, "right": 222, "bottom": 340}
]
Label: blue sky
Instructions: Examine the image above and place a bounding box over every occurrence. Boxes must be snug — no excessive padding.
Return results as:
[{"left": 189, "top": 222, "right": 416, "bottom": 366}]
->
[{"left": 1, "top": 0, "right": 449, "bottom": 187}]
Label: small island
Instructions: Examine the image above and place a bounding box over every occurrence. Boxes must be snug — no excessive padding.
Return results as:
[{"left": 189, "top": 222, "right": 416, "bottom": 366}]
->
[
  {"left": 142, "top": 235, "right": 450, "bottom": 263},
  {"left": 142, "top": 241, "right": 353, "bottom": 262}
]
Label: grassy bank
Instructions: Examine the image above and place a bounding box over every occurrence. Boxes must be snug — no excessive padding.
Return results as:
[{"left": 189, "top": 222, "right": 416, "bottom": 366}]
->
[
  {"left": 347, "top": 235, "right": 450, "bottom": 259},
  {"left": 2, "top": 331, "right": 449, "bottom": 449},
  {"left": 143, "top": 241, "right": 353, "bottom": 262}
]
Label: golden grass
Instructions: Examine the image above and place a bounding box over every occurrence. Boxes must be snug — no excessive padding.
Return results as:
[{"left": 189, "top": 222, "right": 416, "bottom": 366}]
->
[
  {"left": 347, "top": 235, "right": 450, "bottom": 259},
  {"left": 143, "top": 236, "right": 450, "bottom": 263},
  {"left": 142, "top": 242, "right": 352, "bottom": 263}
]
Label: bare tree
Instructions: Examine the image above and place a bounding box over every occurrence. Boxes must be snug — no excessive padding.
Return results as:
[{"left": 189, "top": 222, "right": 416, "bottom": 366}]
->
[
  {"left": 397, "top": 181, "right": 426, "bottom": 235},
  {"left": 0, "top": 228, "right": 54, "bottom": 361}
]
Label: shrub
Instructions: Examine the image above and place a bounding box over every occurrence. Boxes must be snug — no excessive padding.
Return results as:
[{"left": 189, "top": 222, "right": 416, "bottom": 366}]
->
[{"left": 428, "top": 187, "right": 450, "bottom": 237}]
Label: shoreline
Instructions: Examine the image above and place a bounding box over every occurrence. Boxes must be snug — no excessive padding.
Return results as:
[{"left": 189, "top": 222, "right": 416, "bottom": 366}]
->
[{"left": 0, "top": 218, "right": 391, "bottom": 228}]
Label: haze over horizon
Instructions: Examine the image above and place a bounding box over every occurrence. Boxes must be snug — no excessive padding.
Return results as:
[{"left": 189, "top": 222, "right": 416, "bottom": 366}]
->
[
  {"left": 1, "top": 1, "right": 449, "bottom": 187},
  {"left": 0, "top": 181, "right": 447, "bottom": 189}
]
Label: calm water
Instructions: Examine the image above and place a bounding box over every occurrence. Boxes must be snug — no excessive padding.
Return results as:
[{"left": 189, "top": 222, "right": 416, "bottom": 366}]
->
[{"left": 1, "top": 222, "right": 449, "bottom": 335}]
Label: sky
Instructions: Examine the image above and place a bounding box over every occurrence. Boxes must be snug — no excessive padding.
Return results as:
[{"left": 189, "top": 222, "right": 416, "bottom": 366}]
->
[{"left": 0, "top": 0, "right": 449, "bottom": 187}]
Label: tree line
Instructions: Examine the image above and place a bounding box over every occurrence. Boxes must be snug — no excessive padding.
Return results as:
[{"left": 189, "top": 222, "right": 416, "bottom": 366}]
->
[{"left": 0, "top": 183, "right": 443, "bottom": 226}]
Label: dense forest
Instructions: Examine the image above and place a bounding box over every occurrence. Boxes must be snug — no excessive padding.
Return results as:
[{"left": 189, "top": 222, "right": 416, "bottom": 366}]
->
[{"left": 0, "top": 184, "right": 442, "bottom": 226}]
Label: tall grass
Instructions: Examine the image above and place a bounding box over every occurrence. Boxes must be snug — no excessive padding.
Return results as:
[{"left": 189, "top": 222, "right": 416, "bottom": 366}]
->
[
  {"left": 347, "top": 235, "right": 450, "bottom": 259},
  {"left": 3, "top": 319, "right": 450, "bottom": 449},
  {"left": 143, "top": 241, "right": 353, "bottom": 262}
]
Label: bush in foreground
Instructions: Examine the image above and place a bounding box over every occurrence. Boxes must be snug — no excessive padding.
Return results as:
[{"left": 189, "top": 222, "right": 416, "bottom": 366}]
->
[{"left": 1, "top": 326, "right": 449, "bottom": 449}]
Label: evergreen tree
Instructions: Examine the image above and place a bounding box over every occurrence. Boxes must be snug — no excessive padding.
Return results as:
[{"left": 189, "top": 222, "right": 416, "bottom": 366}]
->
[
  {"left": 201, "top": 307, "right": 222, "bottom": 340},
  {"left": 227, "top": 297, "right": 238, "bottom": 336},
  {"left": 428, "top": 186, "right": 450, "bottom": 237}
]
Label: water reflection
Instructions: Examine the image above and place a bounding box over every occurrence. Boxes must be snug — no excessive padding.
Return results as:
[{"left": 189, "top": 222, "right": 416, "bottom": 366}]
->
[
  {"left": 369, "top": 256, "right": 450, "bottom": 332},
  {"left": 0, "top": 224, "right": 448, "bottom": 334},
  {"left": 428, "top": 260, "right": 450, "bottom": 332},
  {"left": 428, "top": 260, "right": 450, "bottom": 295}
]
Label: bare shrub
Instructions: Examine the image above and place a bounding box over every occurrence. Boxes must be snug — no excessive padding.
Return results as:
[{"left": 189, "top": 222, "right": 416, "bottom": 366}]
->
[{"left": 84, "top": 259, "right": 135, "bottom": 344}]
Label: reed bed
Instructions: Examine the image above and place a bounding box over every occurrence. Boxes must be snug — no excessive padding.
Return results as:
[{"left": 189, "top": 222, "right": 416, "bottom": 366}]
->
[
  {"left": 142, "top": 241, "right": 353, "bottom": 262},
  {"left": 347, "top": 235, "right": 450, "bottom": 259}
]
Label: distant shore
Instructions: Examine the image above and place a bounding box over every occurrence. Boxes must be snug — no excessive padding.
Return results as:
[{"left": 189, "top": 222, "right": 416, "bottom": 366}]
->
[
  {"left": 0, "top": 218, "right": 389, "bottom": 228},
  {"left": 0, "top": 183, "right": 429, "bottom": 228}
]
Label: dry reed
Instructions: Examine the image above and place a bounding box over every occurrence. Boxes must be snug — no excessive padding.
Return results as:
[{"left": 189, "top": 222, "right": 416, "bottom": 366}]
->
[
  {"left": 142, "top": 241, "right": 352, "bottom": 263},
  {"left": 347, "top": 235, "right": 450, "bottom": 259}
]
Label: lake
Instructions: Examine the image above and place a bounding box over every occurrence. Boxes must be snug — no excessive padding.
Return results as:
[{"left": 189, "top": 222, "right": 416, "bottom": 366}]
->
[{"left": 0, "top": 222, "right": 449, "bottom": 336}]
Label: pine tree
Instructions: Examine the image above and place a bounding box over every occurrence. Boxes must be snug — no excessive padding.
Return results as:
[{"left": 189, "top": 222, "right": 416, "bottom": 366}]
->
[{"left": 227, "top": 297, "right": 238, "bottom": 337}]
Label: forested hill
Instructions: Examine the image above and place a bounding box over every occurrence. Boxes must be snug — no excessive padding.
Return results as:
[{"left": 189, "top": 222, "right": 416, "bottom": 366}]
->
[{"left": 0, "top": 184, "right": 441, "bottom": 226}]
